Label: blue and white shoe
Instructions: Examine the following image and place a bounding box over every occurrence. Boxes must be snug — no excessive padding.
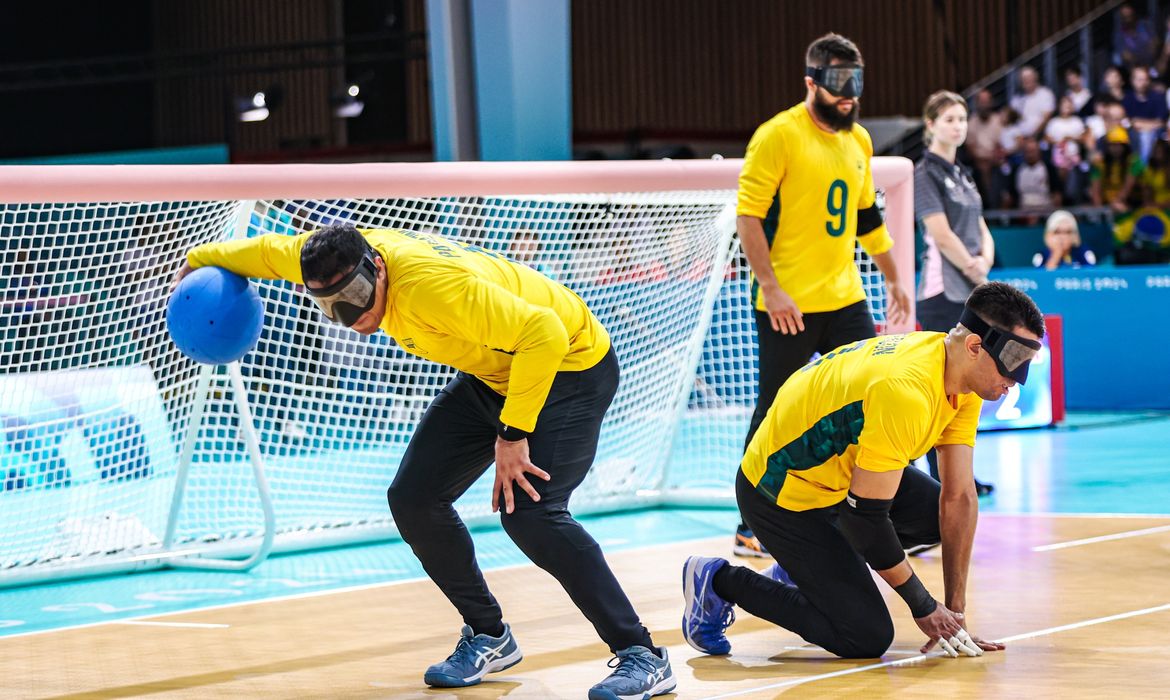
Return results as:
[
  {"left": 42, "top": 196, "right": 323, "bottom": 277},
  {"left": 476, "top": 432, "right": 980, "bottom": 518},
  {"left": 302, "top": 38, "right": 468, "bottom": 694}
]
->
[
  {"left": 423, "top": 623, "right": 523, "bottom": 687},
  {"left": 762, "top": 561, "right": 795, "bottom": 587},
  {"left": 588, "top": 645, "right": 676, "bottom": 700},
  {"left": 682, "top": 555, "right": 735, "bottom": 655}
]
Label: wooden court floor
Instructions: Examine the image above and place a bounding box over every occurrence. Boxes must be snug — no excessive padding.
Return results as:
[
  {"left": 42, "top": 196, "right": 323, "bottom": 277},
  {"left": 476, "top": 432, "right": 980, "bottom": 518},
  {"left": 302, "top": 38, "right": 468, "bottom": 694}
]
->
[{"left": 5, "top": 513, "right": 1170, "bottom": 699}]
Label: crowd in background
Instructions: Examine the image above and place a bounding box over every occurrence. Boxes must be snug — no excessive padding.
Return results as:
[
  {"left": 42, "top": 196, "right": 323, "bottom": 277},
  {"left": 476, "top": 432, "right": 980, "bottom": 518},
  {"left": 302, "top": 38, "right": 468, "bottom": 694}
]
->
[{"left": 967, "top": 4, "right": 1170, "bottom": 218}]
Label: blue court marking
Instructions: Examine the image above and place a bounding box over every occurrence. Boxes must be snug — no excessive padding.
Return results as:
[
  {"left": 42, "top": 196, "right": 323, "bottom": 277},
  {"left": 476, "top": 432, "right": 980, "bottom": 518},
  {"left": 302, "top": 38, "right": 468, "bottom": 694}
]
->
[{"left": 2, "top": 411, "right": 1166, "bottom": 638}]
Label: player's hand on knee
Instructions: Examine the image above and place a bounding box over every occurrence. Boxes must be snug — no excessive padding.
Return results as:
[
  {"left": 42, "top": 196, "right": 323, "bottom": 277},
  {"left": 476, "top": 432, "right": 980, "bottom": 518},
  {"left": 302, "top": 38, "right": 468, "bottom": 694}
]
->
[{"left": 493, "top": 437, "right": 551, "bottom": 514}]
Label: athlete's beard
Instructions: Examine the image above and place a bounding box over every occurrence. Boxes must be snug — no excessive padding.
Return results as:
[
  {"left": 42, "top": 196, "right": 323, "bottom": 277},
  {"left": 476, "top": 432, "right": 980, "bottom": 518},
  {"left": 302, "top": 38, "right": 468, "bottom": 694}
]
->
[{"left": 812, "top": 89, "right": 860, "bottom": 131}]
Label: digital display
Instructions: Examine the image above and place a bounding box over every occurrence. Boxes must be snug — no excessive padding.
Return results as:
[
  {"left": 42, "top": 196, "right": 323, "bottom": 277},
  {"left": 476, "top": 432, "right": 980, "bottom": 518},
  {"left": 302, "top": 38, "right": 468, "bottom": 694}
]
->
[{"left": 977, "top": 331, "right": 1053, "bottom": 430}]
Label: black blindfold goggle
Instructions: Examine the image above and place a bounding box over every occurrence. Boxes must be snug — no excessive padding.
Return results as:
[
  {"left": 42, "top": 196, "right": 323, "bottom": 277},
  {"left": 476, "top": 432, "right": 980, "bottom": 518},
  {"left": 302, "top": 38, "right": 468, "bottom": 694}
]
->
[
  {"left": 959, "top": 307, "right": 1042, "bottom": 385},
  {"left": 806, "top": 65, "right": 864, "bottom": 98},
  {"left": 304, "top": 249, "right": 378, "bottom": 327}
]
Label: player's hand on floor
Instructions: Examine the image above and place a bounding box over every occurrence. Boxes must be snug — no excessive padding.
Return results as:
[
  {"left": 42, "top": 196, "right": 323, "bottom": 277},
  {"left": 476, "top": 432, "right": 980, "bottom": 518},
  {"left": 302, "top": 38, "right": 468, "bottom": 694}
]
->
[
  {"left": 965, "top": 632, "right": 1006, "bottom": 653},
  {"left": 493, "top": 437, "right": 551, "bottom": 514},
  {"left": 914, "top": 604, "right": 981, "bottom": 657},
  {"left": 923, "top": 628, "right": 983, "bottom": 657}
]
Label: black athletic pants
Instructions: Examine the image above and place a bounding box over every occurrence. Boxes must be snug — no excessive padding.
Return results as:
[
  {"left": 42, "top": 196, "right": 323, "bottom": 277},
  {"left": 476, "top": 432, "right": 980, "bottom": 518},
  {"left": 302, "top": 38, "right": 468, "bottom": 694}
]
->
[
  {"left": 386, "top": 348, "right": 652, "bottom": 653},
  {"left": 715, "top": 469, "right": 941, "bottom": 658}
]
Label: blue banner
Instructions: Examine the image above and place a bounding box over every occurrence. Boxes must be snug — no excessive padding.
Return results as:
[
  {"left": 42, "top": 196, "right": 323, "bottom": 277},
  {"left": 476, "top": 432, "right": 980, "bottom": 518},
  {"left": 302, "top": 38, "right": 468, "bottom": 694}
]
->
[{"left": 991, "top": 265, "right": 1170, "bottom": 410}]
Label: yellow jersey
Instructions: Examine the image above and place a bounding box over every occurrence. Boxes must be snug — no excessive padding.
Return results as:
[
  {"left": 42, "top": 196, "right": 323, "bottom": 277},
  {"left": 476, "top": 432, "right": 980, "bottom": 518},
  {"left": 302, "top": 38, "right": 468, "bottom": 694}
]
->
[
  {"left": 737, "top": 103, "right": 894, "bottom": 313},
  {"left": 187, "top": 229, "right": 611, "bottom": 432},
  {"left": 742, "top": 332, "right": 981, "bottom": 511}
]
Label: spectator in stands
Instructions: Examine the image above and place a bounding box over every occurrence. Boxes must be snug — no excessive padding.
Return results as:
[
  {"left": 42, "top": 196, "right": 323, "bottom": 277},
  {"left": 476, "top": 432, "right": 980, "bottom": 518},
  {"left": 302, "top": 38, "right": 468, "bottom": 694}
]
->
[
  {"left": 1137, "top": 132, "right": 1170, "bottom": 207},
  {"left": 998, "top": 107, "right": 1026, "bottom": 160},
  {"left": 967, "top": 89, "right": 1005, "bottom": 202},
  {"left": 1045, "top": 95, "right": 1088, "bottom": 202},
  {"left": 1010, "top": 66, "right": 1056, "bottom": 138},
  {"left": 1113, "top": 3, "right": 1159, "bottom": 72},
  {"left": 1084, "top": 95, "right": 1121, "bottom": 142},
  {"left": 1005, "top": 136, "right": 1062, "bottom": 212},
  {"left": 1099, "top": 65, "right": 1128, "bottom": 104},
  {"left": 1154, "top": 15, "right": 1170, "bottom": 80},
  {"left": 913, "top": 90, "right": 997, "bottom": 495},
  {"left": 1064, "top": 66, "right": 1094, "bottom": 117},
  {"left": 1090, "top": 126, "right": 1142, "bottom": 212},
  {"left": 1033, "top": 210, "right": 1096, "bottom": 270},
  {"left": 1123, "top": 65, "right": 1168, "bottom": 161}
]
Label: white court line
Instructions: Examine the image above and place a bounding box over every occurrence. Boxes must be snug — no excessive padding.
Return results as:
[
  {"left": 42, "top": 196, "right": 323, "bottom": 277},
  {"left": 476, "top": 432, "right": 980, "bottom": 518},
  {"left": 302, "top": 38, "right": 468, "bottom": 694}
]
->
[
  {"left": 696, "top": 602, "right": 1170, "bottom": 700},
  {"left": 7, "top": 514, "right": 1170, "bottom": 641},
  {"left": 1032, "top": 524, "right": 1170, "bottom": 552},
  {"left": 115, "top": 620, "right": 230, "bottom": 629},
  {"left": 985, "top": 511, "right": 1170, "bottom": 520},
  {"left": 998, "top": 603, "right": 1170, "bottom": 642}
]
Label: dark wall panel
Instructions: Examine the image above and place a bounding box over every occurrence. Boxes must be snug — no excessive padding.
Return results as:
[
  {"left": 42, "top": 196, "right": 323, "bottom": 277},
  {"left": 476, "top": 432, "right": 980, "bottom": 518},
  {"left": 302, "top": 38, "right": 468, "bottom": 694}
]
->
[{"left": 572, "top": 0, "right": 1107, "bottom": 138}]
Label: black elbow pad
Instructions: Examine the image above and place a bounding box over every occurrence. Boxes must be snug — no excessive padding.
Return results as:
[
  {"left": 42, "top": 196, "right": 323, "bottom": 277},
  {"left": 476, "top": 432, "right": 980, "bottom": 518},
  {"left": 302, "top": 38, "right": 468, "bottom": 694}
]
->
[
  {"left": 857, "top": 204, "right": 884, "bottom": 236},
  {"left": 838, "top": 491, "right": 904, "bottom": 570}
]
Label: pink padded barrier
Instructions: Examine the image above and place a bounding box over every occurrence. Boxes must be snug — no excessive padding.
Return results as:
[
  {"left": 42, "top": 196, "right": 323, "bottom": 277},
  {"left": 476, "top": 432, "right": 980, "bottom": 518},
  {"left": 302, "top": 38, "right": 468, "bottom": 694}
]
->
[{"left": 0, "top": 157, "right": 915, "bottom": 329}]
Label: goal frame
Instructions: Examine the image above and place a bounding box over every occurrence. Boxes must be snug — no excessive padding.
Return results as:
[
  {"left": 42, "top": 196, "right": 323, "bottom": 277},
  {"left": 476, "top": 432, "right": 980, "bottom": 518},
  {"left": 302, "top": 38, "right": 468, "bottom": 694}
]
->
[{"left": 0, "top": 158, "right": 913, "bottom": 585}]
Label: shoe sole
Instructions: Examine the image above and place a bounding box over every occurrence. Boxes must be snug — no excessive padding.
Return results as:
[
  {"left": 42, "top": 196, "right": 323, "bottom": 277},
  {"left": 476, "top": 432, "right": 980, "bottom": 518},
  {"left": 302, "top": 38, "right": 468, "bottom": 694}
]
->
[
  {"left": 682, "top": 557, "right": 729, "bottom": 655},
  {"left": 587, "top": 672, "right": 677, "bottom": 700},
  {"left": 422, "top": 647, "right": 523, "bottom": 687},
  {"left": 732, "top": 543, "right": 769, "bottom": 558},
  {"left": 904, "top": 542, "right": 941, "bottom": 557}
]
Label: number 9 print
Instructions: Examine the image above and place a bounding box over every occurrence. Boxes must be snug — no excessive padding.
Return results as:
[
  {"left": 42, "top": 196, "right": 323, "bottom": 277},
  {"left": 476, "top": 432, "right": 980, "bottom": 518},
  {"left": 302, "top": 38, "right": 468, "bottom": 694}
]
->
[{"left": 826, "top": 179, "right": 848, "bottom": 237}]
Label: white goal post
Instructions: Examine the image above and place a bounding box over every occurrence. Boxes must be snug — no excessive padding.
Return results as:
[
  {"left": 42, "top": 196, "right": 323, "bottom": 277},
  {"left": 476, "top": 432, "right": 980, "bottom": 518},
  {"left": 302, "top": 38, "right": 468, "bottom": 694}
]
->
[{"left": 0, "top": 158, "right": 913, "bottom": 587}]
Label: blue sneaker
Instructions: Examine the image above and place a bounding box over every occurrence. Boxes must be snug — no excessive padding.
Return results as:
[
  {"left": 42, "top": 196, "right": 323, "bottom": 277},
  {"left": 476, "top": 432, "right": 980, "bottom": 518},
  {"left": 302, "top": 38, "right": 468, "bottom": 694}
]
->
[
  {"left": 762, "top": 561, "right": 795, "bottom": 587},
  {"left": 423, "top": 623, "right": 523, "bottom": 687},
  {"left": 682, "top": 555, "right": 735, "bottom": 655},
  {"left": 588, "top": 645, "right": 676, "bottom": 700}
]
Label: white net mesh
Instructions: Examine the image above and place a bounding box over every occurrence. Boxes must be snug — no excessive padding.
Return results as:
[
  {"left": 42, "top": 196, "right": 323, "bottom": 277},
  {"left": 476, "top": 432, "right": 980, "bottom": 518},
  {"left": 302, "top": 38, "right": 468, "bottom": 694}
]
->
[{"left": 0, "top": 187, "right": 891, "bottom": 585}]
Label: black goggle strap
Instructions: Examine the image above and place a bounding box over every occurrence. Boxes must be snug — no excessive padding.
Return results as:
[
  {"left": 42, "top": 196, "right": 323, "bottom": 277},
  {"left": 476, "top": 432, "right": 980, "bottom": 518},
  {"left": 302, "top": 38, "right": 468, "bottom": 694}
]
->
[
  {"left": 958, "top": 307, "right": 1041, "bottom": 381},
  {"left": 805, "top": 65, "right": 864, "bottom": 97},
  {"left": 305, "top": 250, "right": 378, "bottom": 321}
]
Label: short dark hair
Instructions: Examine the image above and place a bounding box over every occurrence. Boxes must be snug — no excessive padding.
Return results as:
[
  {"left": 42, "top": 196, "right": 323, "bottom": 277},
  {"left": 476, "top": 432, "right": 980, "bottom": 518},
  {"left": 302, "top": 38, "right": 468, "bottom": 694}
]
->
[
  {"left": 300, "top": 222, "right": 370, "bottom": 284},
  {"left": 1064, "top": 65, "right": 1083, "bottom": 78},
  {"left": 965, "top": 282, "right": 1045, "bottom": 338},
  {"left": 806, "top": 33, "right": 863, "bottom": 67}
]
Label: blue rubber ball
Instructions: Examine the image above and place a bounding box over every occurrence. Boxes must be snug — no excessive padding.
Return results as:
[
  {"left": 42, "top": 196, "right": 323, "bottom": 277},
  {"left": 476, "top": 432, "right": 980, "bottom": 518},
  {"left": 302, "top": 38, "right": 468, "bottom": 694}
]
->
[{"left": 166, "top": 267, "right": 265, "bottom": 365}]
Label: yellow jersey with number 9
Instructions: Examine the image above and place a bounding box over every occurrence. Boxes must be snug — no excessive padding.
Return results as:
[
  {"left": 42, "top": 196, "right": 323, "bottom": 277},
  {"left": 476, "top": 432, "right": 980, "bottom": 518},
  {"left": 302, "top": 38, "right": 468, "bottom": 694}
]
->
[{"left": 737, "top": 102, "right": 894, "bottom": 313}]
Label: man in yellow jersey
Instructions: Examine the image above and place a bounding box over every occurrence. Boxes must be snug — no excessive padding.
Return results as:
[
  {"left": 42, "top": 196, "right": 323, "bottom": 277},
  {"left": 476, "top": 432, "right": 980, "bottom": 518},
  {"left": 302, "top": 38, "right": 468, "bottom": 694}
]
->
[
  {"left": 683, "top": 282, "right": 1041, "bottom": 660},
  {"left": 732, "top": 33, "right": 912, "bottom": 558},
  {"left": 172, "top": 223, "right": 675, "bottom": 700}
]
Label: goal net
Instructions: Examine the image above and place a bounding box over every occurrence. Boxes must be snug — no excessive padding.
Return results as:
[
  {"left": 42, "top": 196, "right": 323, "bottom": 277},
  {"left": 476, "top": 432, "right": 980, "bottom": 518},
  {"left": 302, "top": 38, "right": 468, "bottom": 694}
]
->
[{"left": 0, "top": 158, "right": 913, "bottom": 586}]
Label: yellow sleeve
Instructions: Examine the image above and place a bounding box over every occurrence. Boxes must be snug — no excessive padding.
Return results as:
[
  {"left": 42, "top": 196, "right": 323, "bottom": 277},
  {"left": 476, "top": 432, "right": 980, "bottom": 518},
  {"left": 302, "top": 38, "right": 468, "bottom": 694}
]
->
[
  {"left": 856, "top": 379, "right": 932, "bottom": 471},
  {"left": 936, "top": 394, "right": 983, "bottom": 447},
  {"left": 187, "top": 233, "right": 310, "bottom": 283},
  {"left": 854, "top": 130, "right": 895, "bottom": 257},
  {"left": 401, "top": 271, "right": 571, "bottom": 432},
  {"left": 858, "top": 222, "right": 895, "bottom": 257},
  {"left": 736, "top": 121, "right": 785, "bottom": 219}
]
